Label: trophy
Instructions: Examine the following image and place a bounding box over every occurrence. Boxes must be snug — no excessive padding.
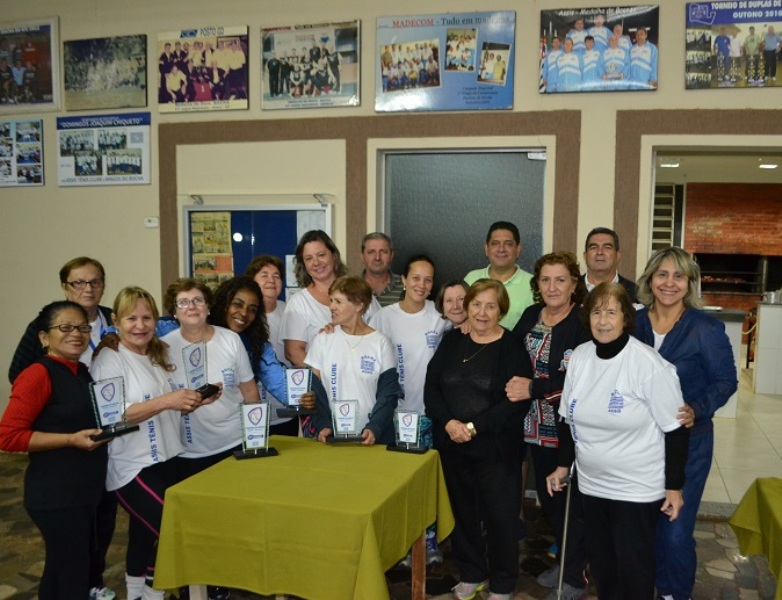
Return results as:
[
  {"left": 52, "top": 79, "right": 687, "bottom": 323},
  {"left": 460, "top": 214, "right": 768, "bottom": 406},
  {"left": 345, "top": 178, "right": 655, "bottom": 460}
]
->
[
  {"left": 325, "top": 400, "right": 364, "bottom": 443},
  {"left": 276, "top": 368, "right": 316, "bottom": 418},
  {"left": 182, "top": 340, "right": 208, "bottom": 391},
  {"left": 387, "top": 408, "right": 428, "bottom": 454},
  {"left": 234, "top": 403, "right": 278, "bottom": 459},
  {"left": 89, "top": 376, "right": 140, "bottom": 441}
]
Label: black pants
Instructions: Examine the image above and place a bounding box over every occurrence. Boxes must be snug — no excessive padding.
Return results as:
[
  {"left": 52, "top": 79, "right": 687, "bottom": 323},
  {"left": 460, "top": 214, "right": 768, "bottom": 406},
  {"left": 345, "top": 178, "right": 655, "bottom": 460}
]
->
[
  {"left": 527, "top": 443, "right": 587, "bottom": 589},
  {"left": 764, "top": 50, "right": 778, "bottom": 78},
  {"left": 115, "top": 459, "right": 179, "bottom": 581},
  {"left": 92, "top": 488, "right": 118, "bottom": 588},
  {"left": 581, "top": 493, "right": 661, "bottom": 600},
  {"left": 28, "top": 503, "right": 97, "bottom": 599},
  {"left": 440, "top": 445, "right": 521, "bottom": 594}
]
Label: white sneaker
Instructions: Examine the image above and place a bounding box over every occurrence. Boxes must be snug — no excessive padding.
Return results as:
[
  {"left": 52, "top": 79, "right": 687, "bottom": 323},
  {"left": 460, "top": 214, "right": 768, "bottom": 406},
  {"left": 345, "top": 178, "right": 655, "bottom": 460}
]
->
[
  {"left": 536, "top": 563, "right": 560, "bottom": 588},
  {"left": 452, "top": 580, "right": 488, "bottom": 600},
  {"left": 89, "top": 587, "right": 116, "bottom": 600},
  {"left": 487, "top": 593, "right": 512, "bottom": 600},
  {"left": 544, "top": 583, "right": 587, "bottom": 600}
]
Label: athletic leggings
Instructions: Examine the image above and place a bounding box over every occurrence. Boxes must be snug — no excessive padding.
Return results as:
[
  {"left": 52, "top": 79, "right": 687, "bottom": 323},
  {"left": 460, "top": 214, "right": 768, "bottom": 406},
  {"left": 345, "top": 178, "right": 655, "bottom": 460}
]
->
[{"left": 114, "top": 459, "right": 179, "bottom": 582}]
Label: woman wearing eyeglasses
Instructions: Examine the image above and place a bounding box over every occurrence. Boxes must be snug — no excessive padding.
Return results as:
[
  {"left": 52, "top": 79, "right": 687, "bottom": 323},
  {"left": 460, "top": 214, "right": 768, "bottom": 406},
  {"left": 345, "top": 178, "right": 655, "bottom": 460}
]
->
[
  {"left": 7, "top": 256, "right": 117, "bottom": 600},
  {"left": 0, "top": 301, "right": 108, "bottom": 600},
  {"left": 160, "top": 278, "right": 261, "bottom": 482}
]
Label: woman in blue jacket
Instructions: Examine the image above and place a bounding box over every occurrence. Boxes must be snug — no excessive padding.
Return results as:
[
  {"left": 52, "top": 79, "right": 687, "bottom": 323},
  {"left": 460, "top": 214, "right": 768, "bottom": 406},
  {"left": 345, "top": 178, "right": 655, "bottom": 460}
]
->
[{"left": 634, "top": 247, "right": 737, "bottom": 600}]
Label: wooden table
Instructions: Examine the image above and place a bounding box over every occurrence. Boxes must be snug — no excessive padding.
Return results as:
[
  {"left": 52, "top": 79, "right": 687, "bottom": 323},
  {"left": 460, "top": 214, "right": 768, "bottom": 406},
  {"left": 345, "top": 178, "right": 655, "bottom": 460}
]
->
[{"left": 155, "top": 436, "right": 454, "bottom": 600}]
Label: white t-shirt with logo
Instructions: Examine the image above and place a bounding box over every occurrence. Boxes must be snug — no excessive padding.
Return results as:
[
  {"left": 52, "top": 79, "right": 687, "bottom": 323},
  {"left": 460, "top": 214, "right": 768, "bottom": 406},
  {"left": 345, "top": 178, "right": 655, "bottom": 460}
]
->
[{"left": 560, "top": 336, "right": 682, "bottom": 502}]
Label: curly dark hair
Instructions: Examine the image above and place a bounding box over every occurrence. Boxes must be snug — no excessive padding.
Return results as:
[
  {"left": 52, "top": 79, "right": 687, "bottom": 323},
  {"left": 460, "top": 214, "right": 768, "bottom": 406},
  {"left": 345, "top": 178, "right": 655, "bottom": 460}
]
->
[{"left": 209, "top": 276, "right": 268, "bottom": 380}]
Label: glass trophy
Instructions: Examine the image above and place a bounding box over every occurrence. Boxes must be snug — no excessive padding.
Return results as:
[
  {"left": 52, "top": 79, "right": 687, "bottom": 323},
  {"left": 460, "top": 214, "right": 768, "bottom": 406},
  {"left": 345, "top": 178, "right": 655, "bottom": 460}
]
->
[
  {"left": 182, "top": 340, "right": 207, "bottom": 391},
  {"left": 387, "top": 408, "right": 427, "bottom": 454},
  {"left": 234, "top": 403, "right": 278, "bottom": 459},
  {"left": 89, "top": 376, "right": 140, "bottom": 441},
  {"left": 277, "top": 368, "right": 316, "bottom": 418},
  {"left": 325, "top": 399, "right": 364, "bottom": 443}
]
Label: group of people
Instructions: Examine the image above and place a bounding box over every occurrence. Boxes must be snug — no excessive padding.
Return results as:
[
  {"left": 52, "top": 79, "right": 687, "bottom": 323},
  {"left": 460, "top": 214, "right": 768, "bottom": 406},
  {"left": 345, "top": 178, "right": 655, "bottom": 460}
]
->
[
  {"left": 541, "top": 15, "right": 659, "bottom": 92},
  {"left": 710, "top": 24, "right": 781, "bottom": 85},
  {"left": 265, "top": 42, "right": 343, "bottom": 98},
  {"left": 380, "top": 41, "right": 441, "bottom": 92},
  {"left": 158, "top": 37, "right": 247, "bottom": 104},
  {"left": 0, "top": 222, "right": 737, "bottom": 600}
]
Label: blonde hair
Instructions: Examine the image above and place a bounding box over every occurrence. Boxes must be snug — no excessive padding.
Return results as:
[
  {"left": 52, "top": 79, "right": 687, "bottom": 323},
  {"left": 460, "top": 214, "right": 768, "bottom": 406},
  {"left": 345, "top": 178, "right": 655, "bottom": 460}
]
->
[
  {"left": 112, "top": 286, "right": 175, "bottom": 371},
  {"left": 636, "top": 247, "right": 703, "bottom": 309}
]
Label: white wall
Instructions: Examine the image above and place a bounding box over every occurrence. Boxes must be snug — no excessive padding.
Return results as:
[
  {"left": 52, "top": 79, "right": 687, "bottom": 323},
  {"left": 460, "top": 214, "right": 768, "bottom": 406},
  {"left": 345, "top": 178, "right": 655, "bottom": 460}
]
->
[{"left": 2, "top": 0, "right": 780, "bottom": 409}]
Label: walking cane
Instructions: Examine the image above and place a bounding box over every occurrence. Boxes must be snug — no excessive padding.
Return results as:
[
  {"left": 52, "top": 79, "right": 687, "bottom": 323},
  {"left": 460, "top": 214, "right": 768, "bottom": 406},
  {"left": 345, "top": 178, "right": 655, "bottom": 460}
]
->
[{"left": 556, "top": 463, "right": 576, "bottom": 599}]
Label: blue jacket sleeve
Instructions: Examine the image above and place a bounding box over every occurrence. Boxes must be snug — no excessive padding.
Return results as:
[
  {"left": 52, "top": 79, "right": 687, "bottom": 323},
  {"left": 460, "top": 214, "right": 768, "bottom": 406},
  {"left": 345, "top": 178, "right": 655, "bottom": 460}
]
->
[
  {"left": 691, "top": 317, "right": 737, "bottom": 421},
  {"left": 257, "top": 342, "right": 288, "bottom": 403},
  {"left": 366, "top": 368, "right": 401, "bottom": 445}
]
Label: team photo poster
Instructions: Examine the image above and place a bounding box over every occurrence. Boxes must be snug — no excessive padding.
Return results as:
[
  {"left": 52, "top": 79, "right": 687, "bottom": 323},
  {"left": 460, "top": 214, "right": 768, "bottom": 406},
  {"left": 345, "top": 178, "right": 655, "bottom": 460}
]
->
[
  {"left": 157, "top": 26, "right": 248, "bottom": 113},
  {"left": 539, "top": 6, "right": 660, "bottom": 94},
  {"left": 64, "top": 34, "right": 147, "bottom": 111},
  {"left": 0, "top": 119, "right": 43, "bottom": 187},
  {"left": 261, "top": 20, "right": 360, "bottom": 110},
  {"left": 0, "top": 17, "right": 60, "bottom": 113},
  {"left": 57, "top": 112, "right": 151, "bottom": 187},
  {"left": 376, "top": 11, "right": 516, "bottom": 112},
  {"left": 686, "top": 2, "right": 782, "bottom": 89}
]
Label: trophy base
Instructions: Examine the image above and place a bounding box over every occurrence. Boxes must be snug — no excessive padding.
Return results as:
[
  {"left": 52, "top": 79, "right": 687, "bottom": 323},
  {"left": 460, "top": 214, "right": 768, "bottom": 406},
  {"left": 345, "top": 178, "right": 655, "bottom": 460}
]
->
[
  {"left": 276, "top": 407, "right": 317, "bottom": 418},
  {"left": 325, "top": 434, "right": 365, "bottom": 444},
  {"left": 90, "top": 423, "right": 140, "bottom": 442},
  {"left": 386, "top": 443, "right": 428, "bottom": 454},
  {"left": 233, "top": 447, "right": 279, "bottom": 460}
]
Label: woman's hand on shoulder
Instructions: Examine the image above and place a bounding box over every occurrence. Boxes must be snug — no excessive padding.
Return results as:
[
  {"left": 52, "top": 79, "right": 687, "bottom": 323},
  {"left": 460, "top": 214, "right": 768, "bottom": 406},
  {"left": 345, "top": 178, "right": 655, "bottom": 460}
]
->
[
  {"left": 70, "top": 429, "right": 109, "bottom": 451},
  {"left": 91, "top": 333, "right": 120, "bottom": 360},
  {"left": 661, "top": 489, "right": 684, "bottom": 521},
  {"left": 506, "top": 376, "right": 532, "bottom": 402},
  {"left": 318, "top": 322, "right": 336, "bottom": 334}
]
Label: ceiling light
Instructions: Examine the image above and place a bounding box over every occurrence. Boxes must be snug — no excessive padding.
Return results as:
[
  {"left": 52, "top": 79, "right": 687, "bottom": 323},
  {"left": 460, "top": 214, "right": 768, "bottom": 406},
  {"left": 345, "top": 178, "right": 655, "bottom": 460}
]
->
[
  {"left": 659, "top": 159, "right": 680, "bottom": 168},
  {"left": 759, "top": 163, "right": 778, "bottom": 169}
]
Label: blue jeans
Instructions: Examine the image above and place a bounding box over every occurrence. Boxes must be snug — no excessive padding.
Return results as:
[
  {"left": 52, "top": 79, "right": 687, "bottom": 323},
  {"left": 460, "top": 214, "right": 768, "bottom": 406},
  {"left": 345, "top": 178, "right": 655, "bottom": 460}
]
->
[{"left": 655, "top": 429, "right": 713, "bottom": 599}]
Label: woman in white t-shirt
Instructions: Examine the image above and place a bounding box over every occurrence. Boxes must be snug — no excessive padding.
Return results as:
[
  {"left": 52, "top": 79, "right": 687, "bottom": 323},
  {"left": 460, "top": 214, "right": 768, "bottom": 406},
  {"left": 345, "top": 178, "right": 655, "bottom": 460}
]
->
[
  {"left": 309, "top": 276, "right": 400, "bottom": 446},
  {"left": 90, "top": 287, "right": 201, "bottom": 600},
  {"left": 160, "top": 278, "right": 260, "bottom": 481},
  {"left": 547, "top": 282, "right": 689, "bottom": 599}
]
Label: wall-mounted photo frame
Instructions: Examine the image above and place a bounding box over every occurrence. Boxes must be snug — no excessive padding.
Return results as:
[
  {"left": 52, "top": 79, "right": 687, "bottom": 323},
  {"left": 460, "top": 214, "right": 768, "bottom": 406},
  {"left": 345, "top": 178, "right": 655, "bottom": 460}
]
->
[
  {"left": 261, "top": 20, "right": 360, "bottom": 110},
  {"left": 64, "top": 34, "right": 147, "bottom": 110},
  {"left": 158, "top": 26, "right": 248, "bottom": 113},
  {"left": 0, "top": 17, "right": 60, "bottom": 113},
  {"left": 0, "top": 118, "right": 44, "bottom": 187},
  {"left": 539, "top": 6, "right": 659, "bottom": 94}
]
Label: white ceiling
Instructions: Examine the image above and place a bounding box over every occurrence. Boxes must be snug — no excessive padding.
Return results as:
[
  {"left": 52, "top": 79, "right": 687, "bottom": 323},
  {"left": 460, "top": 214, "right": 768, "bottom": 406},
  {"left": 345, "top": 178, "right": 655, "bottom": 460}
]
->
[{"left": 655, "top": 150, "right": 782, "bottom": 184}]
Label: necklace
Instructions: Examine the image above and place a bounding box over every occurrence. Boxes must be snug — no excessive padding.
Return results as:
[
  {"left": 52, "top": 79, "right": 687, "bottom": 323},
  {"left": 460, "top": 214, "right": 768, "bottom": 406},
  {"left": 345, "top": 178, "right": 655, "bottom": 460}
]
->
[
  {"left": 463, "top": 339, "right": 490, "bottom": 363},
  {"left": 343, "top": 329, "right": 365, "bottom": 352}
]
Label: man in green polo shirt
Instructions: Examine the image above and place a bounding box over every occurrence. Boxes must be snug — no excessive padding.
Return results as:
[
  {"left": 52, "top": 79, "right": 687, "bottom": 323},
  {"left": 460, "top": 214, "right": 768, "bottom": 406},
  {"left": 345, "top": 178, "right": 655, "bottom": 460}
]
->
[
  {"left": 744, "top": 26, "right": 762, "bottom": 82},
  {"left": 464, "top": 221, "right": 534, "bottom": 329}
]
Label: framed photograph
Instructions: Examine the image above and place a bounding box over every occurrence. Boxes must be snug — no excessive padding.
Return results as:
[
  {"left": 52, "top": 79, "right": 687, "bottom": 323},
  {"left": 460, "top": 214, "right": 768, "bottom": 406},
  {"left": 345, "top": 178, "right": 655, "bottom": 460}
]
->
[
  {"left": 158, "top": 26, "right": 248, "bottom": 113},
  {"left": 376, "top": 11, "right": 516, "bottom": 112},
  {"left": 539, "top": 6, "right": 659, "bottom": 94},
  {"left": 64, "top": 34, "right": 147, "bottom": 110},
  {"left": 685, "top": 3, "right": 782, "bottom": 89},
  {"left": 262, "top": 20, "right": 360, "bottom": 110},
  {"left": 57, "top": 112, "right": 151, "bottom": 186},
  {"left": 0, "top": 118, "right": 43, "bottom": 187},
  {"left": 0, "top": 17, "right": 60, "bottom": 113}
]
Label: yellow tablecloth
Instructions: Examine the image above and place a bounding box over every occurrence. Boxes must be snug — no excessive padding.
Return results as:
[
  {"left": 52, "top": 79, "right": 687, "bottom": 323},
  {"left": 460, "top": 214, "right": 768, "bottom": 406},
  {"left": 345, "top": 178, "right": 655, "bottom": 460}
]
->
[
  {"left": 156, "top": 436, "right": 454, "bottom": 600},
  {"left": 729, "top": 477, "right": 782, "bottom": 599}
]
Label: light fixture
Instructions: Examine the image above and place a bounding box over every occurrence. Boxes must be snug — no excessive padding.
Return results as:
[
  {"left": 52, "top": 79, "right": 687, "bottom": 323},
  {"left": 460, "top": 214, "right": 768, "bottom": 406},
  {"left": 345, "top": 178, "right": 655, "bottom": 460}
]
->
[
  {"left": 659, "top": 158, "right": 680, "bottom": 168},
  {"left": 759, "top": 161, "right": 778, "bottom": 169}
]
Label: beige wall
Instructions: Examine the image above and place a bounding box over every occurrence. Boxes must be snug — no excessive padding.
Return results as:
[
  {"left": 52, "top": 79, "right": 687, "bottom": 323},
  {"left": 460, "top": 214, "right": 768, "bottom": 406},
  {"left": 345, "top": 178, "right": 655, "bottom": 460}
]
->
[{"left": 2, "top": 0, "right": 781, "bottom": 408}]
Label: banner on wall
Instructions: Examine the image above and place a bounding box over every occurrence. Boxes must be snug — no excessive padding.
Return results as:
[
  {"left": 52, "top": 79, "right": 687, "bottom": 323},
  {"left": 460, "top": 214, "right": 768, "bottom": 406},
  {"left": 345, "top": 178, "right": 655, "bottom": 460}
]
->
[
  {"left": 56, "top": 112, "right": 150, "bottom": 186},
  {"left": 375, "top": 11, "right": 516, "bottom": 112},
  {"left": 261, "top": 20, "right": 360, "bottom": 110},
  {"left": 685, "top": 3, "right": 782, "bottom": 89},
  {"left": 539, "top": 6, "right": 660, "bottom": 94},
  {"left": 157, "top": 26, "right": 249, "bottom": 113},
  {"left": 0, "top": 119, "right": 43, "bottom": 187}
]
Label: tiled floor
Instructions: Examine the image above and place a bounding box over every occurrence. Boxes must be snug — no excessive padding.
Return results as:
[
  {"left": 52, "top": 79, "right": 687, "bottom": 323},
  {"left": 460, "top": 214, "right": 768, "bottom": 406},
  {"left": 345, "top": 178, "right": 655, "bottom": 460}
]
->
[{"left": 705, "top": 366, "right": 782, "bottom": 505}]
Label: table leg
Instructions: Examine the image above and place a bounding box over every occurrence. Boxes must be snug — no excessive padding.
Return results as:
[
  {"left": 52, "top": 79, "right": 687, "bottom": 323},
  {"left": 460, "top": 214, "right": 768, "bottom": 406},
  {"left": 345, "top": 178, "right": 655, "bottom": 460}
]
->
[
  {"left": 411, "top": 531, "right": 426, "bottom": 600},
  {"left": 189, "top": 584, "right": 207, "bottom": 599}
]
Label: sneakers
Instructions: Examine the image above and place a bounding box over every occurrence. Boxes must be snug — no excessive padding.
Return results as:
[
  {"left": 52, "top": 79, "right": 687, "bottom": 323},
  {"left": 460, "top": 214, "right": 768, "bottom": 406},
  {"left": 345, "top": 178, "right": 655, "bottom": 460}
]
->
[
  {"left": 547, "top": 542, "right": 558, "bottom": 559},
  {"left": 487, "top": 593, "right": 512, "bottom": 600},
  {"left": 536, "top": 563, "right": 560, "bottom": 588},
  {"left": 452, "top": 580, "right": 488, "bottom": 600},
  {"left": 543, "top": 582, "right": 587, "bottom": 600},
  {"left": 425, "top": 529, "right": 444, "bottom": 564},
  {"left": 89, "top": 587, "right": 116, "bottom": 600}
]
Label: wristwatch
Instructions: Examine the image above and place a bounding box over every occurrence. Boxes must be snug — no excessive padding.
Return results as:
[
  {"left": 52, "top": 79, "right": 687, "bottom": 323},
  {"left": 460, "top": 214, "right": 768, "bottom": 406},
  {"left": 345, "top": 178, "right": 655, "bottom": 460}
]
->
[{"left": 466, "top": 422, "right": 477, "bottom": 437}]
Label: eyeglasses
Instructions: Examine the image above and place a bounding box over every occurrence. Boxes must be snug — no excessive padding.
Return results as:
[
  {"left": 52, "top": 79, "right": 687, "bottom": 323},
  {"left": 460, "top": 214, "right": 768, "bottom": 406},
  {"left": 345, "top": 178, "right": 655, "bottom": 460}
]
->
[
  {"left": 49, "top": 324, "right": 92, "bottom": 334},
  {"left": 175, "top": 297, "right": 207, "bottom": 309},
  {"left": 66, "top": 279, "right": 105, "bottom": 291}
]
